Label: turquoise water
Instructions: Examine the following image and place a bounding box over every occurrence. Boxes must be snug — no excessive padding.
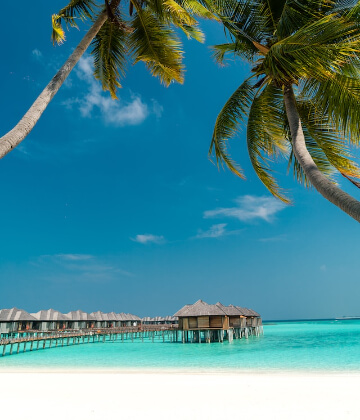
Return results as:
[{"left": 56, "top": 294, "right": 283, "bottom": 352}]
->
[{"left": 1, "top": 319, "right": 360, "bottom": 372}]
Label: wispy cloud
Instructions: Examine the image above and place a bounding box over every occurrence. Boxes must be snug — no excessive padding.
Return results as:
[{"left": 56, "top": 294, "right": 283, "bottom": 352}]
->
[
  {"left": 32, "top": 49, "right": 42, "bottom": 59},
  {"left": 196, "top": 223, "right": 227, "bottom": 239},
  {"left": 320, "top": 265, "right": 327, "bottom": 272},
  {"left": 33, "top": 254, "right": 133, "bottom": 282},
  {"left": 204, "top": 195, "right": 286, "bottom": 223},
  {"left": 131, "top": 234, "right": 165, "bottom": 244},
  {"left": 258, "top": 234, "right": 287, "bottom": 243},
  {"left": 54, "top": 254, "right": 93, "bottom": 261},
  {"left": 62, "top": 56, "right": 162, "bottom": 126}
]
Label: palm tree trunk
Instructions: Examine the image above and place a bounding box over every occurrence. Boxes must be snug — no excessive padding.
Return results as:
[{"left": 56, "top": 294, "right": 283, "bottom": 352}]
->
[
  {"left": 283, "top": 85, "right": 360, "bottom": 223},
  {"left": 0, "top": 11, "right": 108, "bottom": 159}
]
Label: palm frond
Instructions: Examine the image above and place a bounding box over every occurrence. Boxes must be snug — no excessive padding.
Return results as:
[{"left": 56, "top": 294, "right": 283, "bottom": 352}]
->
[
  {"left": 91, "top": 15, "right": 128, "bottom": 99},
  {"left": 246, "top": 83, "right": 290, "bottom": 202},
  {"left": 178, "top": 24, "right": 205, "bottom": 42},
  {"left": 58, "top": 0, "right": 95, "bottom": 20},
  {"left": 297, "top": 100, "right": 360, "bottom": 178},
  {"left": 200, "top": 0, "right": 268, "bottom": 49},
  {"left": 179, "top": 0, "right": 219, "bottom": 20},
  {"left": 265, "top": 13, "right": 360, "bottom": 82},
  {"left": 212, "top": 41, "right": 258, "bottom": 65},
  {"left": 163, "top": 0, "right": 197, "bottom": 25},
  {"left": 210, "top": 77, "right": 256, "bottom": 178},
  {"left": 52, "top": 14, "right": 66, "bottom": 45},
  {"left": 129, "top": 3, "right": 184, "bottom": 85},
  {"left": 51, "top": 0, "right": 96, "bottom": 44},
  {"left": 160, "top": 0, "right": 206, "bottom": 42},
  {"left": 276, "top": 0, "right": 333, "bottom": 40},
  {"left": 301, "top": 73, "right": 360, "bottom": 143}
]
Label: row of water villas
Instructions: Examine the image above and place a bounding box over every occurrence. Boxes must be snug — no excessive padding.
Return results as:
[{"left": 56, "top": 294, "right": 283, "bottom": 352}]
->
[
  {"left": 0, "top": 300, "right": 263, "bottom": 344},
  {"left": 0, "top": 308, "right": 146, "bottom": 337}
]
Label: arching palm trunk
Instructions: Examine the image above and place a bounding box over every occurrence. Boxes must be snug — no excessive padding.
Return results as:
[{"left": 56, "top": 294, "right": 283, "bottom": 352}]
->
[
  {"left": 0, "top": 11, "right": 108, "bottom": 159},
  {"left": 283, "top": 85, "right": 360, "bottom": 223}
]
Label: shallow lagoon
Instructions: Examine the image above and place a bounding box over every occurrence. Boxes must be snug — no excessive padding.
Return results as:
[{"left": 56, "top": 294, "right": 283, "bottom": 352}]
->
[{"left": 1, "top": 319, "right": 360, "bottom": 372}]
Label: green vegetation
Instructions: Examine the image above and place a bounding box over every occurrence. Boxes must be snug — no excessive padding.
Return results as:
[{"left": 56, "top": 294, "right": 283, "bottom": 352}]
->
[{"left": 207, "top": 0, "right": 360, "bottom": 221}]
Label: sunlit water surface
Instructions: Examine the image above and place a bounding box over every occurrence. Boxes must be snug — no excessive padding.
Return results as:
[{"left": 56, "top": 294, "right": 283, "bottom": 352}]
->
[{"left": 1, "top": 319, "right": 360, "bottom": 372}]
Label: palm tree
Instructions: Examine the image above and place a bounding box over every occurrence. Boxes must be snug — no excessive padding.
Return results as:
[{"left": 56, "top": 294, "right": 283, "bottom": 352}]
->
[
  {"left": 208, "top": 0, "right": 360, "bottom": 222},
  {"left": 0, "top": 0, "right": 213, "bottom": 159}
]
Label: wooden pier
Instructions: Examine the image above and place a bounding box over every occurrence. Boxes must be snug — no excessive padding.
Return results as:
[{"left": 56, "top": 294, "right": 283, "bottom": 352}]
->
[
  {"left": 0, "top": 325, "right": 179, "bottom": 358},
  {"left": 0, "top": 323, "right": 263, "bottom": 357}
]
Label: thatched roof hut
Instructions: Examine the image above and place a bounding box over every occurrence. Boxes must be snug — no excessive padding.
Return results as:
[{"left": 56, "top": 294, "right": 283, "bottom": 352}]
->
[
  {"left": 174, "top": 300, "right": 261, "bottom": 330},
  {"left": 32, "top": 309, "right": 68, "bottom": 321},
  {"left": 66, "top": 310, "right": 95, "bottom": 321},
  {"left": 0, "top": 307, "right": 37, "bottom": 322},
  {"left": 0, "top": 308, "right": 37, "bottom": 334}
]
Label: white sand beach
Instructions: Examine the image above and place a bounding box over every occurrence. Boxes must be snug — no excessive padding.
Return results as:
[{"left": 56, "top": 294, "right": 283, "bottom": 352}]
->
[{"left": 0, "top": 371, "right": 359, "bottom": 419}]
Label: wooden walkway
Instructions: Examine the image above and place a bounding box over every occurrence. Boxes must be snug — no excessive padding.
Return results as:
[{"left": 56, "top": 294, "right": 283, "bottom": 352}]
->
[
  {"left": 0, "top": 325, "right": 263, "bottom": 357},
  {"left": 0, "top": 326, "right": 179, "bottom": 357}
]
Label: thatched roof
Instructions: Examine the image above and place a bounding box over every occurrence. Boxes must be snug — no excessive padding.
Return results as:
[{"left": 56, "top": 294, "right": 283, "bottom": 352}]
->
[
  {"left": 174, "top": 300, "right": 227, "bottom": 317},
  {"left": 174, "top": 300, "right": 261, "bottom": 318},
  {"left": 0, "top": 308, "right": 142, "bottom": 323},
  {"left": 216, "top": 303, "right": 243, "bottom": 316},
  {"left": 106, "top": 312, "right": 119, "bottom": 321},
  {"left": 0, "top": 308, "right": 37, "bottom": 321},
  {"left": 233, "top": 306, "right": 260, "bottom": 317},
  {"left": 90, "top": 311, "right": 107, "bottom": 321},
  {"left": 32, "top": 309, "right": 69, "bottom": 321},
  {"left": 65, "top": 310, "right": 96, "bottom": 321}
]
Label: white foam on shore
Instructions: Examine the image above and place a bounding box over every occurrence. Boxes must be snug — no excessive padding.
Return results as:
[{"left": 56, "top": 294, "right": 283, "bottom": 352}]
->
[{"left": 0, "top": 371, "right": 359, "bottom": 419}]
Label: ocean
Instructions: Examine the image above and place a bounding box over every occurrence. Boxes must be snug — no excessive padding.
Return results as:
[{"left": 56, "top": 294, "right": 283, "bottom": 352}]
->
[{"left": 1, "top": 319, "right": 360, "bottom": 372}]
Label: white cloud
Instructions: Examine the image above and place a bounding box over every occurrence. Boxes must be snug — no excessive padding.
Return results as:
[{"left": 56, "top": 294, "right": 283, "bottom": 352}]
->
[
  {"left": 55, "top": 254, "right": 93, "bottom": 261},
  {"left": 34, "top": 254, "right": 133, "bottom": 282},
  {"left": 151, "top": 99, "right": 163, "bottom": 118},
  {"left": 204, "top": 195, "right": 286, "bottom": 223},
  {"left": 32, "top": 49, "right": 42, "bottom": 58},
  {"left": 62, "top": 56, "right": 160, "bottom": 127},
  {"left": 196, "top": 224, "right": 227, "bottom": 239},
  {"left": 131, "top": 234, "right": 165, "bottom": 244}
]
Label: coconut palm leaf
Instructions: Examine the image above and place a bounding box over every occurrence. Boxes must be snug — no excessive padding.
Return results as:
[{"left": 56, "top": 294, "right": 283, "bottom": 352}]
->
[
  {"left": 301, "top": 74, "right": 360, "bottom": 143},
  {"left": 247, "top": 83, "right": 290, "bottom": 202},
  {"left": 91, "top": 15, "right": 128, "bottom": 99},
  {"left": 180, "top": 0, "right": 219, "bottom": 20},
  {"left": 265, "top": 14, "right": 360, "bottom": 82},
  {"left": 129, "top": 3, "right": 184, "bottom": 85},
  {"left": 212, "top": 41, "right": 258, "bottom": 64},
  {"left": 52, "top": 0, "right": 96, "bottom": 44},
  {"left": 298, "top": 101, "right": 360, "bottom": 178},
  {"left": 178, "top": 24, "right": 205, "bottom": 42},
  {"left": 210, "top": 77, "right": 256, "bottom": 178}
]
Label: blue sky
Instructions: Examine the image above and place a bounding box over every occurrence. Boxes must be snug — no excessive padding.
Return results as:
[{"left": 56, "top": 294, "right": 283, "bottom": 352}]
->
[{"left": 1, "top": 0, "right": 359, "bottom": 320}]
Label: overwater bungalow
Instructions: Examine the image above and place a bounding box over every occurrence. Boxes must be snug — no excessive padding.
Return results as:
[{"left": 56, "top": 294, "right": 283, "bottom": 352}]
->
[
  {"left": 31, "top": 309, "right": 69, "bottom": 331},
  {"left": 117, "top": 313, "right": 141, "bottom": 327},
  {"left": 0, "top": 308, "right": 37, "bottom": 337},
  {"left": 65, "top": 310, "right": 96, "bottom": 330},
  {"left": 91, "top": 311, "right": 109, "bottom": 329},
  {"left": 174, "top": 300, "right": 262, "bottom": 343}
]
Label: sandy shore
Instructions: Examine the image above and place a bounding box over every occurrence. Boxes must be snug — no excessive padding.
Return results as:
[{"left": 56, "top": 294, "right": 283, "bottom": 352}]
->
[{"left": 0, "top": 371, "right": 359, "bottom": 419}]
